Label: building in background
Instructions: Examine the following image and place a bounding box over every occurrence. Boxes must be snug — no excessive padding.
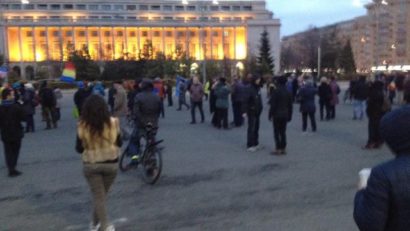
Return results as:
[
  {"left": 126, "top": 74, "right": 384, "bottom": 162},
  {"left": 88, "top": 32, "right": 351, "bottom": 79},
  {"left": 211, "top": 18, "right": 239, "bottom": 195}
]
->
[
  {"left": 0, "top": 0, "right": 280, "bottom": 79},
  {"left": 281, "top": 0, "right": 410, "bottom": 74}
]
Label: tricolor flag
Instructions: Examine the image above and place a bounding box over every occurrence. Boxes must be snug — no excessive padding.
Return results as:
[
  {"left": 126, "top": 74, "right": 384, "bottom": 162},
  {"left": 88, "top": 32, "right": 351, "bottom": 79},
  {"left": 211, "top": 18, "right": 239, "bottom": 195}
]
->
[
  {"left": 0, "top": 66, "right": 8, "bottom": 79},
  {"left": 60, "top": 62, "right": 76, "bottom": 83}
]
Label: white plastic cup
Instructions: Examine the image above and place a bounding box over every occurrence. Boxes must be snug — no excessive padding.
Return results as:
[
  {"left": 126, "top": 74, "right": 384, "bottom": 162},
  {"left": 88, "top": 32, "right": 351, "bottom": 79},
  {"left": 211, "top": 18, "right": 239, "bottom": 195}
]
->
[{"left": 358, "top": 168, "right": 372, "bottom": 189}]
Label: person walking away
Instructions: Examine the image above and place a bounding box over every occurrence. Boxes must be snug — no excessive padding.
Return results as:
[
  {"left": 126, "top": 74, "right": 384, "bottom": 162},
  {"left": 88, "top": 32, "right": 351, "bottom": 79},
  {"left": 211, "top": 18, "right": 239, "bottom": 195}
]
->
[
  {"left": 298, "top": 77, "right": 318, "bottom": 133},
  {"left": 76, "top": 95, "right": 121, "bottom": 231},
  {"left": 74, "top": 82, "right": 92, "bottom": 116},
  {"left": 269, "top": 76, "right": 293, "bottom": 155},
  {"left": 39, "top": 81, "right": 57, "bottom": 129},
  {"left": 354, "top": 105, "right": 410, "bottom": 231},
  {"left": 107, "top": 84, "right": 117, "bottom": 114},
  {"left": 328, "top": 76, "right": 340, "bottom": 119},
  {"left": 53, "top": 86, "right": 63, "bottom": 121},
  {"left": 0, "top": 88, "right": 25, "bottom": 177},
  {"left": 351, "top": 76, "right": 369, "bottom": 120},
  {"left": 189, "top": 76, "right": 205, "bottom": 124},
  {"left": 112, "top": 81, "right": 129, "bottom": 140},
  {"left": 209, "top": 78, "right": 218, "bottom": 127},
  {"left": 92, "top": 81, "right": 105, "bottom": 97},
  {"left": 363, "top": 79, "right": 387, "bottom": 149},
  {"left": 231, "top": 77, "right": 245, "bottom": 127},
  {"left": 204, "top": 79, "right": 210, "bottom": 101},
  {"left": 165, "top": 79, "right": 173, "bottom": 107},
  {"left": 214, "top": 78, "right": 231, "bottom": 129},
  {"left": 22, "top": 83, "right": 37, "bottom": 132},
  {"left": 153, "top": 78, "right": 166, "bottom": 118},
  {"left": 242, "top": 74, "right": 263, "bottom": 152},
  {"left": 318, "top": 77, "right": 332, "bottom": 121},
  {"left": 177, "top": 80, "right": 190, "bottom": 111}
]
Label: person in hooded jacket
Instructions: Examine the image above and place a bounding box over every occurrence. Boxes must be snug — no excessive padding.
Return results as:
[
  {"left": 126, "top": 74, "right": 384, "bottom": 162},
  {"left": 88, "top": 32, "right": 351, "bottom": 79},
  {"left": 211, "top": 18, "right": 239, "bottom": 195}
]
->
[
  {"left": 298, "top": 76, "right": 318, "bottom": 133},
  {"left": 354, "top": 105, "right": 410, "bottom": 231},
  {"left": 242, "top": 74, "right": 263, "bottom": 152}
]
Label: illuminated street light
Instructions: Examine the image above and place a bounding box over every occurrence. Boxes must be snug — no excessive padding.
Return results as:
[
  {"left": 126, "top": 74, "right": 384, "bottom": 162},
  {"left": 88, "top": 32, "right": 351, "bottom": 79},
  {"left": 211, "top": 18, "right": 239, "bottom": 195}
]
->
[
  {"left": 391, "top": 44, "right": 396, "bottom": 49},
  {"left": 212, "top": 0, "right": 219, "bottom": 4},
  {"left": 21, "top": 0, "right": 29, "bottom": 4},
  {"left": 182, "top": 0, "right": 188, "bottom": 5}
]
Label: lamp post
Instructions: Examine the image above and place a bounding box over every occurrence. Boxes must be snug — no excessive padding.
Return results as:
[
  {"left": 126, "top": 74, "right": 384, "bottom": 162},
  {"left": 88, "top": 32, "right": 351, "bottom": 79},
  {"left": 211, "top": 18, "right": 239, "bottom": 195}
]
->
[
  {"left": 374, "top": 0, "right": 388, "bottom": 68},
  {"left": 182, "top": 0, "right": 218, "bottom": 83}
]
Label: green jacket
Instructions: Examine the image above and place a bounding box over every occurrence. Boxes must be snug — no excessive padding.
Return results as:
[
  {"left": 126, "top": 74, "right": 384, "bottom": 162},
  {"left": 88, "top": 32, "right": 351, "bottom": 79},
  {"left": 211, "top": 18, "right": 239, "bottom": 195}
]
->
[{"left": 215, "top": 83, "right": 230, "bottom": 109}]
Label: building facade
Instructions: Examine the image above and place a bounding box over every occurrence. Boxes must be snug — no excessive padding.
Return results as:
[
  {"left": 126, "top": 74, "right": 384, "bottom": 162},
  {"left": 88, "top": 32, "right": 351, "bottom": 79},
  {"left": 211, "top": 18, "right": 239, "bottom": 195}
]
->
[
  {"left": 0, "top": 0, "right": 280, "bottom": 79},
  {"left": 281, "top": 0, "right": 410, "bottom": 73}
]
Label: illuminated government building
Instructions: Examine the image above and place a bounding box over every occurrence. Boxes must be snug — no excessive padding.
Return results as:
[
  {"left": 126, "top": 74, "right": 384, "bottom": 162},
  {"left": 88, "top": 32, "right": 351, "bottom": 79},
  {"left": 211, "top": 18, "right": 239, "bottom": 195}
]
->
[{"left": 0, "top": 0, "right": 280, "bottom": 79}]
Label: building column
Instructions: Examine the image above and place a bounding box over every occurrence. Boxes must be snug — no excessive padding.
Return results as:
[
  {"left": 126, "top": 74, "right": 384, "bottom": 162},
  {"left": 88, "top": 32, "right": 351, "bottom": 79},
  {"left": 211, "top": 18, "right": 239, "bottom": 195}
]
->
[
  {"left": 111, "top": 27, "right": 115, "bottom": 59},
  {"left": 199, "top": 27, "right": 202, "bottom": 60},
  {"left": 210, "top": 27, "right": 213, "bottom": 60},
  {"left": 186, "top": 27, "right": 190, "bottom": 58},
  {"left": 98, "top": 27, "right": 102, "bottom": 61},
  {"left": 71, "top": 26, "right": 76, "bottom": 51},
  {"left": 124, "top": 26, "right": 128, "bottom": 58},
  {"left": 173, "top": 27, "right": 177, "bottom": 57},
  {"left": 18, "top": 27, "right": 23, "bottom": 62},
  {"left": 162, "top": 27, "right": 165, "bottom": 55},
  {"left": 234, "top": 27, "right": 237, "bottom": 60},
  {"left": 136, "top": 27, "right": 140, "bottom": 59},
  {"left": 4, "top": 26, "right": 9, "bottom": 62},
  {"left": 32, "top": 26, "right": 37, "bottom": 62},
  {"left": 59, "top": 27, "right": 63, "bottom": 61}
]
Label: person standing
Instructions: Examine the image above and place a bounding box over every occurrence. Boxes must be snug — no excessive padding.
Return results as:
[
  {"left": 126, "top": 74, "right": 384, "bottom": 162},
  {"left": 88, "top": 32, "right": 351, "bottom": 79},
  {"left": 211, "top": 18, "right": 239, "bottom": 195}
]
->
[
  {"left": 112, "top": 81, "right": 129, "bottom": 140},
  {"left": 318, "top": 77, "right": 332, "bottom": 121},
  {"left": 231, "top": 77, "right": 245, "bottom": 127},
  {"left": 76, "top": 95, "right": 121, "bottom": 231},
  {"left": 354, "top": 105, "right": 410, "bottom": 231},
  {"left": 53, "top": 86, "right": 63, "bottom": 122},
  {"left": 74, "top": 82, "right": 92, "bottom": 116},
  {"left": 351, "top": 76, "right": 369, "bottom": 120},
  {"left": 298, "top": 77, "right": 318, "bottom": 133},
  {"left": 153, "top": 78, "right": 166, "bottom": 118},
  {"left": 0, "top": 88, "right": 25, "bottom": 177},
  {"left": 39, "top": 81, "right": 57, "bottom": 129},
  {"left": 189, "top": 76, "right": 205, "bottom": 124},
  {"left": 214, "top": 78, "right": 231, "bottom": 129},
  {"left": 328, "top": 76, "right": 340, "bottom": 119},
  {"left": 22, "top": 83, "right": 37, "bottom": 132},
  {"left": 363, "top": 79, "right": 387, "bottom": 149},
  {"left": 209, "top": 78, "right": 218, "bottom": 127},
  {"left": 242, "top": 74, "right": 263, "bottom": 152},
  {"left": 165, "top": 79, "right": 173, "bottom": 107},
  {"left": 269, "top": 76, "right": 293, "bottom": 155},
  {"left": 177, "top": 80, "right": 190, "bottom": 111},
  {"left": 107, "top": 84, "right": 117, "bottom": 114}
]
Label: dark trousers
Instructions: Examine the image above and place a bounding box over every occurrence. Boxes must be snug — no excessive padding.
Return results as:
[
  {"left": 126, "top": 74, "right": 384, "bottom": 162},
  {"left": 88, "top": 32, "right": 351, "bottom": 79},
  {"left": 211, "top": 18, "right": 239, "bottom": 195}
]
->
[
  {"left": 167, "top": 93, "right": 173, "bottom": 106},
  {"left": 302, "top": 112, "right": 316, "bottom": 132},
  {"left": 191, "top": 101, "right": 204, "bottom": 123},
  {"left": 319, "top": 100, "right": 330, "bottom": 120},
  {"left": 232, "top": 101, "right": 243, "bottom": 126},
  {"left": 247, "top": 114, "right": 260, "bottom": 148},
  {"left": 160, "top": 99, "right": 165, "bottom": 118},
  {"left": 368, "top": 115, "right": 383, "bottom": 145},
  {"left": 216, "top": 108, "right": 228, "bottom": 128},
  {"left": 178, "top": 98, "right": 190, "bottom": 110},
  {"left": 273, "top": 118, "right": 288, "bottom": 150},
  {"left": 328, "top": 105, "right": 336, "bottom": 119},
  {"left": 42, "top": 106, "right": 57, "bottom": 128},
  {"left": 2, "top": 139, "right": 22, "bottom": 173},
  {"left": 26, "top": 114, "right": 35, "bottom": 132}
]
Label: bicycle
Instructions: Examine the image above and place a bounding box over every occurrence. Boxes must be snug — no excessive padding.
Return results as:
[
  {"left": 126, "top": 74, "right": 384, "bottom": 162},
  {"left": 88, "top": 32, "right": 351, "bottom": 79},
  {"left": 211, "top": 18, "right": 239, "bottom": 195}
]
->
[{"left": 119, "top": 123, "right": 163, "bottom": 185}]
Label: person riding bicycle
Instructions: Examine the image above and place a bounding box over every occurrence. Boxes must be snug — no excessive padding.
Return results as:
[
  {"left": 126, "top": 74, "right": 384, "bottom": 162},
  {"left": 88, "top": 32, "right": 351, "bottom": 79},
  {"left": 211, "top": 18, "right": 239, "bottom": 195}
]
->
[{"left": 130, "top": 79, "right": 162, "bottom": 161}]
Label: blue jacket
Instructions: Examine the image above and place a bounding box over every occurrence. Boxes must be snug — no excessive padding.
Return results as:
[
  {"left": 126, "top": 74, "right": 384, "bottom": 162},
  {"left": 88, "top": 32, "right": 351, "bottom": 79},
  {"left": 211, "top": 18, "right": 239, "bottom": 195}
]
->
[
  {"left": 298, "top": 83, "right": 317, "bottom": 113},
  {"left": 354, "top": 155, "right": 410, "bottom": 231}
]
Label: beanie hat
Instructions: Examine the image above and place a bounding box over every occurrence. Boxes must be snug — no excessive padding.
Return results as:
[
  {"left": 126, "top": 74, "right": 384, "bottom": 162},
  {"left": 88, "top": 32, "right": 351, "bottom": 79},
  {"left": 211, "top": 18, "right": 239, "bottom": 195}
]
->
[{"left": 380, "top": 105, "right": 410, "bottom": 154}]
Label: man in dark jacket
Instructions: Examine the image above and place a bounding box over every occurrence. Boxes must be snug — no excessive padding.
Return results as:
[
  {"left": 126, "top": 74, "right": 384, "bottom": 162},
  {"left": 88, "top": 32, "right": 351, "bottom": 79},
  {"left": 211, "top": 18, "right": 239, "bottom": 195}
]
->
[
  {"left": 298, "top": 77, "right": 318, "bottom": 133},
  {"left": 74, "top": 81, "right": 92, "bottom": 116},
  {"left": 214, "top": 78, "right": 231, "bottom": 129},
  {"left": 352, "top": 76, "right": 369, "bottom": 120},
  {"left": 39, "top": 81, "right": 57, "bottom": 129},
  {"left": 363, "top": 80, "right": 386, "bottom": 149},
  {"left": 0, "top": 88, "right": 26, "bottom": 177},
  {"left": 354, "top": 105, "right": 410, "bottom": 231},
  {"left": 242, "top": 74, "right": 263, "bottom": 152},
  {"left": 231, "top": 77, "right": 245, "bottom": 127},
  {"left": 318, "top": 77, "right": 332, "bottom": 121},
  {"left": 269, "top": 76, "right": 293, "bottom": 155}
]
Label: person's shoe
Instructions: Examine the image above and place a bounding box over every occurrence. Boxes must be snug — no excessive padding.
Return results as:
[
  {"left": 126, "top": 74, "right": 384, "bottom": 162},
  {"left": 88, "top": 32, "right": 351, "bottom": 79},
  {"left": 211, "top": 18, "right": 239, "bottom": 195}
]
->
[
  {"left": 89, "top": 222, "right": 100, "bottom": 231},
  {"left": 105, "top": 225, "right": 115, "bottom": 231},
  {"left": 8, "top": 170, "right": 22, "bottom": 177},
  {"left": 247, "top": 146, "right": 257, "bottom": 152}
]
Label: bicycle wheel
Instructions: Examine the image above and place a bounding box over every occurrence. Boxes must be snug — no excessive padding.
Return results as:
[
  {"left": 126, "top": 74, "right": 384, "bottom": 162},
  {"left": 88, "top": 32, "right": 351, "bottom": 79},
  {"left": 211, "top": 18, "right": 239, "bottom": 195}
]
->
[
  {"left": 119, "top": 147, "right": 134, "bottom": 172},
  {"left": 141, "top": 147, "right": 162, "bottom": 185}
]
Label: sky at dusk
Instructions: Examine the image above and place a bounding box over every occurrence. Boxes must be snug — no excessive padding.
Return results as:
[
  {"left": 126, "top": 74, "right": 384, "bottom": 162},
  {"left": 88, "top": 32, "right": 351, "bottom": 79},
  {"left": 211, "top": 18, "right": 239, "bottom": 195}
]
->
[{"left": 267, "top": 0, "right": 370, "bottom": 37}]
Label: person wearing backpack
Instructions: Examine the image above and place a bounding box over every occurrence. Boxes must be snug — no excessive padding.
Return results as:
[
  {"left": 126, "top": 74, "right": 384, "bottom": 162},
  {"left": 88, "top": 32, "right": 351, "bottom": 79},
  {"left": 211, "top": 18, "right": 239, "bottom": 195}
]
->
[{"left": 39, "top": 81, "right": 57, "bottom": 129}]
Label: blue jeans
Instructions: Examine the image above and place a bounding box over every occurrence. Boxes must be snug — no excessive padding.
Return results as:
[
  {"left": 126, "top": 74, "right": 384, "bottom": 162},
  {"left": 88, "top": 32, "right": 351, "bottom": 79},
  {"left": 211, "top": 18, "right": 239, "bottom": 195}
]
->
[{"left": 353, "top": 100, "right": 366, "bottom": 119}]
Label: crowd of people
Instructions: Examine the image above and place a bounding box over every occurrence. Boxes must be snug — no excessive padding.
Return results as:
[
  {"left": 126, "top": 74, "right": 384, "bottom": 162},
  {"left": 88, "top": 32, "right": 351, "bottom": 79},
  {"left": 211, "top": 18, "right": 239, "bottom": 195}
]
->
[{"left": 1, "top": 70, "right": 410, "bottom": 230}]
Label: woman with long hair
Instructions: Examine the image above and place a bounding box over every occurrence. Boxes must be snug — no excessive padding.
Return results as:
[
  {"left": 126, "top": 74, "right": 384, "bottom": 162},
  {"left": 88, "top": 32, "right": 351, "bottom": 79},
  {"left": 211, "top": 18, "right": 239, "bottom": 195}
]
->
[{"left": 76, "top": 95, "right": 122, "bottom": 231}]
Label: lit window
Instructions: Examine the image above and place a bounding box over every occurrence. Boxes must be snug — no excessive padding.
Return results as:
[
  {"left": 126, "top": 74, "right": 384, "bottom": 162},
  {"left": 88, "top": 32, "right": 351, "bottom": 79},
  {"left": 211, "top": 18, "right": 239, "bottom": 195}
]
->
[
  {"left": 142, "top": 31, "right": 148, "bottom": 37},
  {"left": 38, "top": 16, "right": 47, "bottom": 20},
  {"left": 152, "top": 17, "right": 161, "bottom": 20},
  {"left": 117, "top": 31, "right": 123, "bottom": 37},
  {"left": 23, "top": 16, "right": 33, "bottom": 20},
  {"left": 39, "top": 31, "right": 47, "bottom": 37},
  {"left": 91, "top": 31, "right": 98, "bottom": 37},
  {"left": 213, "top": 31, "right": 219, "bottom": 37},
  {"left": 190, "top": 31, "right": 196, "bottom": 37},
  {"left": 37, "top": 4, "right": 47, "bottom": 10},
  {"left": 78, "top": 31, "right": 86, "bottom": 37},
  {"left": 129, "top": 31, "right": 136, "bottom": 37},
  {"left": 177, "top": 31, "right": 185, "bottom": 38},
  {"left": 139, "top": 17, "right": 148, "bottom": 20},
  {"left": 154, "top": 31, "right": 160, "bottom": 37},
  {"left": 65, "top": 31, "right": 73, "bottom": 37},
  {"left": 26, "top": 31, "right": 33, "bottom": 37},
  {"left": 166, "top": 31, "right": 173, "bottom": 37},
  {"left": 52, "top": 31, "right": 60, "bottom": 37},
  {"left": 104, "top": 31, "right": 111, "bottom": 37}
]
